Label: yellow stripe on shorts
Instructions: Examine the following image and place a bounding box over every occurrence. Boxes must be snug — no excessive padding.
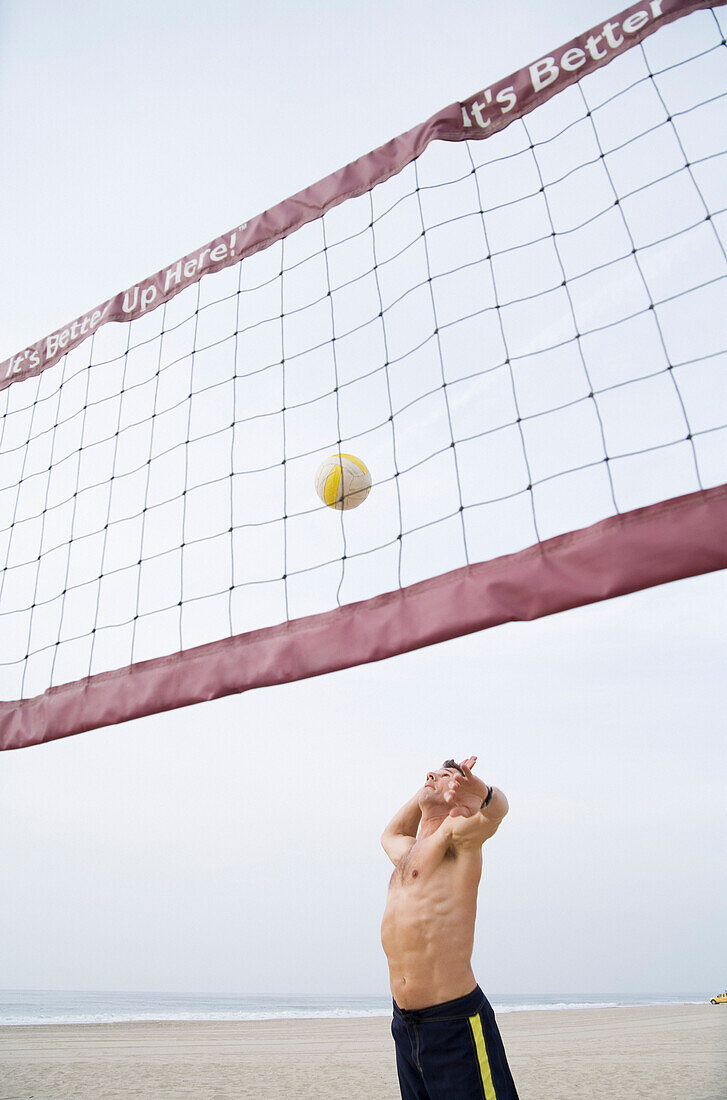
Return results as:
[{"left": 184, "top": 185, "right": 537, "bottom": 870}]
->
[
  {"left": 468, "top": 1012, "right": 497, "bottom": 1100},
  {"left": 323, "top": 464, "right": 342, "bottom": 506}
]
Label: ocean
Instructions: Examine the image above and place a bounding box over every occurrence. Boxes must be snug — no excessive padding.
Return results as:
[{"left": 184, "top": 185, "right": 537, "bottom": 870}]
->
[{"left": 0, "top": 990, "right": 710, "bottom": 1026}]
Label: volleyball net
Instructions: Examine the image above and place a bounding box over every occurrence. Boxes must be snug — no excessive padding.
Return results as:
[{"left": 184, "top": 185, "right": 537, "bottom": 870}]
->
[{"left": 2, "top": 0, "right": 726, "bottom": 750}]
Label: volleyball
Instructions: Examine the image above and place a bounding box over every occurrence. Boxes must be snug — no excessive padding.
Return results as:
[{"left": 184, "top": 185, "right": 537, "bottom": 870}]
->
[{"left": 315, "top": 453, "right": 371, "bottom": 510}]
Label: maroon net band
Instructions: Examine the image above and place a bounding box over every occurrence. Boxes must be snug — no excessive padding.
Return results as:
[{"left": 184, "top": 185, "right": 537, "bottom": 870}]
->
[
  {"left": 2, "top": 0, "right": 726, "bottom": 749},
  {"left": 2, "top": 485, "right": 726, "bottom": 751},
  {"left": 2, "top": 0, "right": 723, "bottom": 393}
]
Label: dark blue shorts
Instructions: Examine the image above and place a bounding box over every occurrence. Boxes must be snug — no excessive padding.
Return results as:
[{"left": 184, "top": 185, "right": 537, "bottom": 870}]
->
[{"left": 391, "top": 986, "right": 519, "bottom": 1100}]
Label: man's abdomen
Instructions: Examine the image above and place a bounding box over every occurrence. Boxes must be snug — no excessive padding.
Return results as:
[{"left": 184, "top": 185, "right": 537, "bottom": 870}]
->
[{"left": 381, "top": 888, "right": 477, "bottom": 1010}]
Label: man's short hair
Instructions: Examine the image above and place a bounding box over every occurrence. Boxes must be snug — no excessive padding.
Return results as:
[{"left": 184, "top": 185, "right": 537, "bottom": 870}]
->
[{"left": 442, "top": 759, "right": 465, "bottom": 776}]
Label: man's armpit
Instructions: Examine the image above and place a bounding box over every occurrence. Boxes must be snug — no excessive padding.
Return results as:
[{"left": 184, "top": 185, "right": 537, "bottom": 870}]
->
[{"left": 381, "top": 834, "right": 416, "bottom": 865}]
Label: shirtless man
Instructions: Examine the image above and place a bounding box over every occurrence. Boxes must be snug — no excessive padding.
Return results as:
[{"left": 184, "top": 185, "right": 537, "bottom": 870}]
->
[{"left": 381, "top": 756, "right": 519, "bottom": 1100}]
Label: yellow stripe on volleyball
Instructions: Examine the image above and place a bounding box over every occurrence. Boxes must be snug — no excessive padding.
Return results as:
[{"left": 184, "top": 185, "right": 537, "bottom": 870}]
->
[
  {"left": 468, "top": 1013, "right": 497, "bottom": 1100},
  {"left": 323, "top": 464, "right": 342, "bottom": 507},
  {"left": 314, "top": 453, "right": 371, "bottom": 510},
  {"left": 339, "top": 452, "right": 369, "bottom": 475}
]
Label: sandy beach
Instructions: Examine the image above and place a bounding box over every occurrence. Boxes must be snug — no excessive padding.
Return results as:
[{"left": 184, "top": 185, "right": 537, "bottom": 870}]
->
[{"left": 0, "top": 1005, "right": 724, "bottom": 1099}]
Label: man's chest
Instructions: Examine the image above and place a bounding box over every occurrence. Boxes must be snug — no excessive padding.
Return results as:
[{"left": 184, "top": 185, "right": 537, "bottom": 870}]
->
[{"left": 390, "top": 840, "right": 458, "bottom": 890}]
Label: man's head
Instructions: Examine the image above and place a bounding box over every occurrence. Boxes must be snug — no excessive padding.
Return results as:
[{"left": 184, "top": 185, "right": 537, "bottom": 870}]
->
[{"left": 419, "top": 760, "right": 464, "bottom": 814}]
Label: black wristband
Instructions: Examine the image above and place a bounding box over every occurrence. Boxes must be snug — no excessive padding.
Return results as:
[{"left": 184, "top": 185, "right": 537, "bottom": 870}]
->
[{"left": 482, "top": 785, "right": 493, "bottom": 809}]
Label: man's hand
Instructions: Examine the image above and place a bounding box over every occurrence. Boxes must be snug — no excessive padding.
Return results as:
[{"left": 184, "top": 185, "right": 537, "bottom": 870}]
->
[{"left": 443, "top": 756, "right": 489, "bottom": 818}]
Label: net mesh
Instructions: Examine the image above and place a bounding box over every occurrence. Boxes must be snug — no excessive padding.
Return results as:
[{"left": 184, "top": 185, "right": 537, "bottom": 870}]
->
[{"left": 2, "top": 6, "right": 726, "bottom": 712}]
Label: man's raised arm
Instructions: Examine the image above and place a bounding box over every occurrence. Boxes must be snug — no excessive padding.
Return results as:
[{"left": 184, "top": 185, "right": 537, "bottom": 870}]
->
[
  {"left": 381, "top": 791, "right": 421, "bottom": 865},
  {"left": 444, "top": 759, "right": 509, "bottom": 846}
]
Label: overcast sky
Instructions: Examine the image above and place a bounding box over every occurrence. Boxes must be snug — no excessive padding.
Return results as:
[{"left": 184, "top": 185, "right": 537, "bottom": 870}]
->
[{"left": 1, "top": 0, "right": 725, "bottom": 999}]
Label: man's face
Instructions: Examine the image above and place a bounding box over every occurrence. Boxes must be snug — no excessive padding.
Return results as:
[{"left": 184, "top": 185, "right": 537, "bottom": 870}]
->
[{"left": 420, "top": 766, "right": 460, "bottom": 808}]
